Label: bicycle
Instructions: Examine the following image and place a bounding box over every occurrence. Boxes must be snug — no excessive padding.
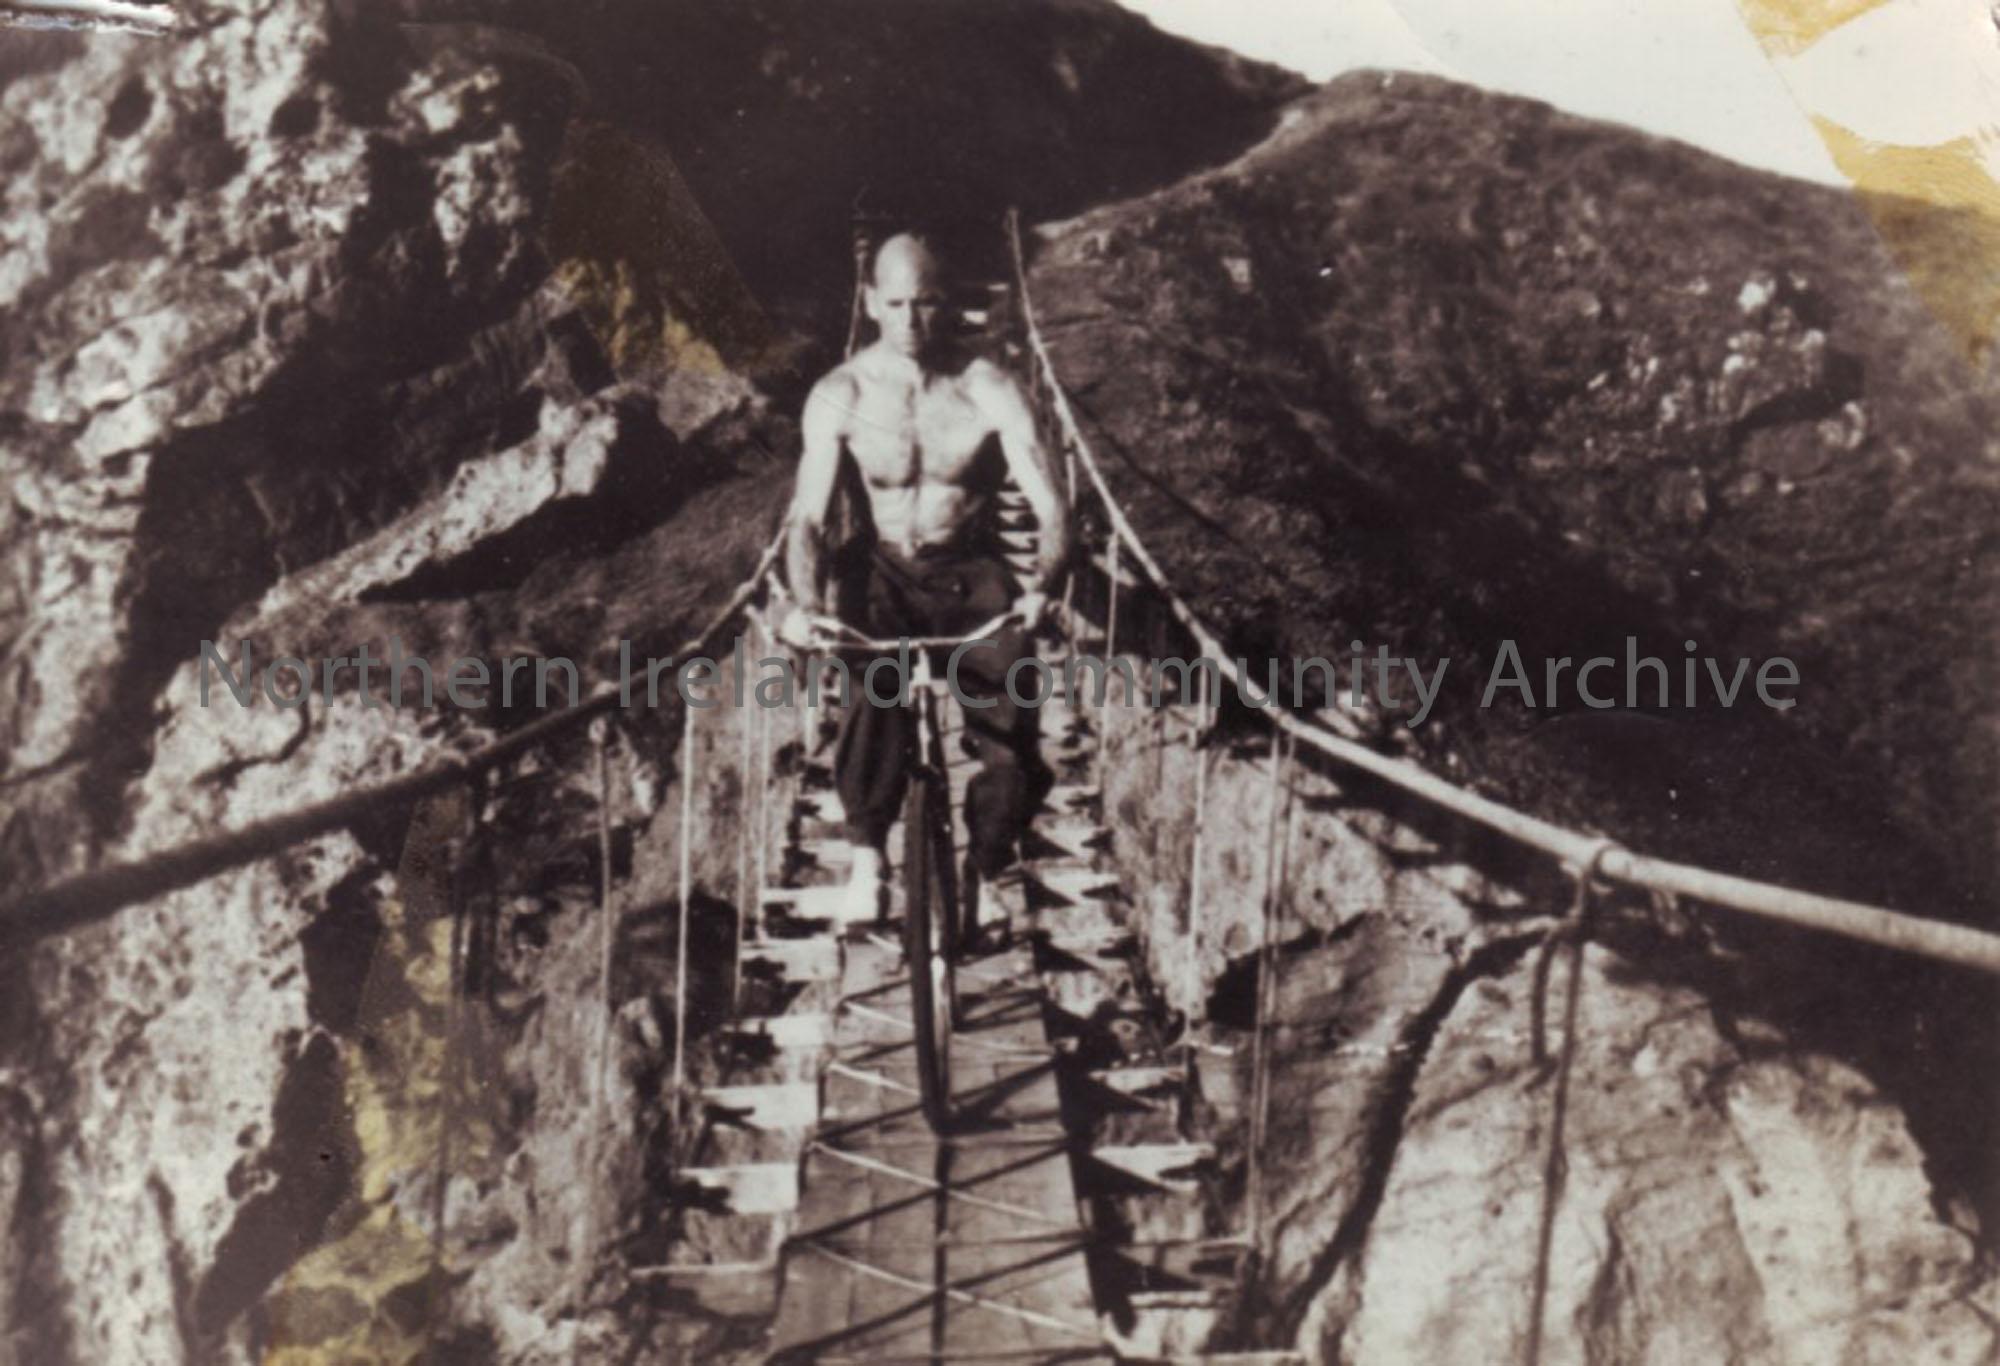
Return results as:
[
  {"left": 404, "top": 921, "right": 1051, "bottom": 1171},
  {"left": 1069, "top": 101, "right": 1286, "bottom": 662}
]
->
[{"left": 788, "top": 607, "right": 1025, "bottom": 1132}]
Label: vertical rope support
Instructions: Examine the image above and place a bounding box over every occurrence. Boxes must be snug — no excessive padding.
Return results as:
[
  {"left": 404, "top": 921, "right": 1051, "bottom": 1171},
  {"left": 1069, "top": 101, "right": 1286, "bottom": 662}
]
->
[
  {"left": 734, "top": 623, "right": 757, "bottom": 1014},
  {"left": 845, "top": 221, "right": 869, "bottom": 360},
  {"left": 800, "top": 659, "right": 815, "bottom": 755},
  {"left": 592, "top": 722, "right": 619, "bottom": 1088},
  {"left": 578, "top": 722, "right": 618, "bottom": 1309},
  {"left": 672, "top": 699, "right": 697, "bottom": 1130},
  {"left": 1065, "top": 426, "right": 1079, "bottom": 510},
  {"left": 1060, "top": 450, "right": 1080, "bottom": 664},
  {"left": 1182, "top": 666, "right": 1212, "bottom": 1031},
  {"left": 1246, "top": 732, "right": 1291, "bottom": 1246},
  {"left": 1105, "top": 535, "right": 1122, "bottom": 662},
  {"left": 1098, "top": 533, "right": 1122, "bottom": 793},
  {"left": 754, "top": 673, "right": 773, "bottom": 937},
  {"left": 1009, "top": 208, "right": 1036, "bottom": 409},
  {"left": 1523, "top": 843, "right": 1614, "bottom": 1366}
]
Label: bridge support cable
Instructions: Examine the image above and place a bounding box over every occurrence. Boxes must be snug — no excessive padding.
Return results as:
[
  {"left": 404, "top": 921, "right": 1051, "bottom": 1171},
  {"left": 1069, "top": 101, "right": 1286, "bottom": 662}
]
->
[{"left": 0, "top": 532, "right": 786, "bottom": 941}]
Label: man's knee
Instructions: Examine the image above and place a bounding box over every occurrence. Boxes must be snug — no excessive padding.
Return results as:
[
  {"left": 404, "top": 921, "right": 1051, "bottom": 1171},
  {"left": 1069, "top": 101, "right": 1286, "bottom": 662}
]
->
[{"left": 974, "top": 739, "right": 1026, "bottom": 772}]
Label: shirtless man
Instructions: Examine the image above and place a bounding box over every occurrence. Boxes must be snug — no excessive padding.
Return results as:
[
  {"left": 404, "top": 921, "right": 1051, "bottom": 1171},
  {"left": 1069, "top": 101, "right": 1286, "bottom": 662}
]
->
[{"left": 778, "top": 233, "right": 1071, "bottom": 920}]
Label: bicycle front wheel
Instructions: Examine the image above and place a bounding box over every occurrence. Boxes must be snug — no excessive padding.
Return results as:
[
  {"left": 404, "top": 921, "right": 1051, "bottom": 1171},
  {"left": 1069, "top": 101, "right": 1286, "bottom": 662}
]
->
[{"left": 902, "top": 774, "right": 956, "bottom": 1131}]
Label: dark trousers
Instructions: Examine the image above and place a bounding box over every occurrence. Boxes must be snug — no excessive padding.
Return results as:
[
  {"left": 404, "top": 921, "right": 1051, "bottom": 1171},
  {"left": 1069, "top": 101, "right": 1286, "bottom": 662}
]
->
[{"left": 833, "top": 543, "right": 1048, "bottom": 878}]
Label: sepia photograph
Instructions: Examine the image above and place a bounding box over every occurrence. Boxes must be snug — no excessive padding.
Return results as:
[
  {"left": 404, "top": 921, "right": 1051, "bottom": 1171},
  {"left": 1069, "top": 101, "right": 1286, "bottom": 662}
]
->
[{"left": 1, "top": 0, "right": 1996, "bottom": 1362}]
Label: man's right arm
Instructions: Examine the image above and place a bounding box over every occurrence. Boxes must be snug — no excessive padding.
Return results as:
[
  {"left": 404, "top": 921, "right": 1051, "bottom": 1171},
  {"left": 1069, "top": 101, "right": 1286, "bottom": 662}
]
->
[{"left": 785, "top": 375, "right": 848, "bottom": 614}]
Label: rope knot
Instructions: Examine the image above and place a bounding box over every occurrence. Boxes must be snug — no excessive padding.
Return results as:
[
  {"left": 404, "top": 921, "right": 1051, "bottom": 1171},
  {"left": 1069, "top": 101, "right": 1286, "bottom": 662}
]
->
[
  {"left": 1521, "top": 836, "right": 1620, "bottom": 1366},
  {"left": 1528, "top": 838, "right": 1621, "bottom": 1068}
]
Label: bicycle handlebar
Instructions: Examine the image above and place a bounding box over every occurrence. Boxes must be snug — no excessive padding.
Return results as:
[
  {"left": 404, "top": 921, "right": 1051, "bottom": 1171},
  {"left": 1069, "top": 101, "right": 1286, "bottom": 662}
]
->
[{"left": 787, "top": 609, "right": 1026, "bottom": 653}]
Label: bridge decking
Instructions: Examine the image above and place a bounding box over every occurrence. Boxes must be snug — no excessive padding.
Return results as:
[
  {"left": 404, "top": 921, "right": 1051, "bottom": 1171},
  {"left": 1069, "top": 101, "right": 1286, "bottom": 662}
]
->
[
  {"left": 767, "top": 629, "right": 1110, "bottom": 1363},
  {"left": 768, "top": 895, "right": 1103, "bottom": 1361}
]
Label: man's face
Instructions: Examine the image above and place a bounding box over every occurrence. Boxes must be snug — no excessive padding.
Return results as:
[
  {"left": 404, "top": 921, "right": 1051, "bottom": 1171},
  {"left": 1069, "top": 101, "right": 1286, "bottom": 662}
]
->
[{"left": 867, "top": 244, "right": 945, "bottom": 360}]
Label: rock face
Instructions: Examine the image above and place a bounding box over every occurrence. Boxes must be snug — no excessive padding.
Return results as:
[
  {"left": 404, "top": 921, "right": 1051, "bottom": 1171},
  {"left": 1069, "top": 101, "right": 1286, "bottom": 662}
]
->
[
  {"left": 1095, "top": 697, "right": 1997, "bottom": 1364},
  {"left": 1335, "top": 954, "right": 1995, "bottom": 1365},
  {"left": 0, "top": 1, "right": 1295, "bottom": 1360},
  {"left": 457, "top": 0, "right": 1307, "bottom": 336},
  {"left": 1025, "top": 72, "right": 2000, "bottom": 910},
  {"left": 1, "top": 0, "right": 584, "bottom": 883},
  {"left": 1043, "top": 75, "right": 1999, "bottom": 1358}
]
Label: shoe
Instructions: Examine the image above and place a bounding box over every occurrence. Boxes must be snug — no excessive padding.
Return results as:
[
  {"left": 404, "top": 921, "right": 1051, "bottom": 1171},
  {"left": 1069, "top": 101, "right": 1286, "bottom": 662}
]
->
[
  {"left": 962, "top": 858, "right": 1022, "bottom": 953},
  {"left": 844, "top": 844, "right": 885, "bottom": 923}
]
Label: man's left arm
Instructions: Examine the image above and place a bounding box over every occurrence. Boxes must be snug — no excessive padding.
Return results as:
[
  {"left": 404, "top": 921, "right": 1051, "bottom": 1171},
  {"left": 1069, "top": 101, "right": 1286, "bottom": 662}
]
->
[{"left": 979, "top": 364, "right": 1071, "bottom": 610}]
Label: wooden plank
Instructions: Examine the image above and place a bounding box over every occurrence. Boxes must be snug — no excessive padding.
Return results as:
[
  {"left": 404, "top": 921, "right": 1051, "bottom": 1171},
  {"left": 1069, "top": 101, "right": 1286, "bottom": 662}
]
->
[
  {"left": 937, "top": 1142, "right": 1082, "bottom": 1241},
  {"left": 743, "top": 937, "right": 842, "bottom": 983},
  {"left": 1090, "top": 1143, "right": 1215, "bottom": 1194},
  {"left": 935, "top": 1140, "right": 1095, "bottom": 1355},
  {"left": 774, "top": 1143, "right": 944, "bottom": 1358},
  {"left": 939, "top": 1241, "right": 1099, "bottom": 1355},
  {"left": 679, "top": 1163, "right": 799, "bottom": 1215},
  {"left": 701, "top": 1082, "right": 820, "bottom": 1133},
  {"left": 770, "top": 860, "right": 1101, "bottom": 1365}
]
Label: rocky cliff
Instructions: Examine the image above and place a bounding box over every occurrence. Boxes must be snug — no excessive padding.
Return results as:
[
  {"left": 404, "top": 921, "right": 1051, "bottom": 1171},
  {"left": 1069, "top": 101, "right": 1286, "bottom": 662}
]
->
[
  {"left": 0, "top": 1, "right": 1294, "bottom": 1360},
  {"left": 1025, "top": 72, "right": 2000, "bottom": 911},
  {"left": 1028, "top": 70, "right": 2000, "bottom": 1362},
  {"left": 2, "top": 3, "right": 1993, "bottom": 1363}
]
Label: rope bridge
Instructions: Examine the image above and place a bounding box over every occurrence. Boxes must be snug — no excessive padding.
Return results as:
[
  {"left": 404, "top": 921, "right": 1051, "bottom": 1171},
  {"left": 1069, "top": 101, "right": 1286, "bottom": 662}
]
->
[{"left": 3, "top": 206, "right": 1996, "bottom": 1363}]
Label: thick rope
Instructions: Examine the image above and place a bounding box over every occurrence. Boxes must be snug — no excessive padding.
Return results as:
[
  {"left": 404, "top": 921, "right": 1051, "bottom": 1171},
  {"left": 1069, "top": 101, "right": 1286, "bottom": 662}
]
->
[
  {"left": 3, "top": 532, "right": 787, "bottom": 942},
  {"left": 1522, "top": 841, "right": 1615, "bottom": 1366},
  {"left": 1262, "top": 743, "right": 1297, "bottom": 1133},
  {"left": 2, "top": 0, "right": 177, "bottom": 33},
  {"left": 1062, "top": 428, "right": 1080, "bottom": 664},
  {"left": 1105, "top": 533, "right": 1122, "bottom": 665}
]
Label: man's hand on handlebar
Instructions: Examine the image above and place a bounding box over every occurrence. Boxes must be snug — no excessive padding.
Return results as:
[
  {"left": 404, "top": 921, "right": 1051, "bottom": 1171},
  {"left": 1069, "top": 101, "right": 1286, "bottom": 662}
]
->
[
  {"left": 770, "top": 600, "right": 1039, "bottom": 653},
  {"left": 1013, "top": 590, "right": 1050, "bottom": 634},
  {"left": 773, "top": 603, "right": 817, "bottom": 651}
]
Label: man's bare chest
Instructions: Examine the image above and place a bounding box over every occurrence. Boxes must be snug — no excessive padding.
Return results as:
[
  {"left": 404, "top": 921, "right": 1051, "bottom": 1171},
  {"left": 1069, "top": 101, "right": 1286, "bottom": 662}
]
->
[{"left": 841, "top": 380, "right": 994, "bottom": 487}]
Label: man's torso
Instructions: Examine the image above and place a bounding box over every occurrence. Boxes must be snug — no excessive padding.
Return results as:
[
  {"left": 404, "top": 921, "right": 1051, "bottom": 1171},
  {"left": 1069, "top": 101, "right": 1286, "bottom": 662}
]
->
[{"left": 826, "top": 348, "right": 1007, "bottom": 554}]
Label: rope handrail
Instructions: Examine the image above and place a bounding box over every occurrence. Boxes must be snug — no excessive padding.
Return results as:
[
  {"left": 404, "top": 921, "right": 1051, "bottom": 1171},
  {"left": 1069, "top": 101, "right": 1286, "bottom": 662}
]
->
[
  {"left": 1004, "top": 209, "right": 2000, "bottom": 978},
  {"left": 0, "top": 532, "right": 786, "bottom": 945}
]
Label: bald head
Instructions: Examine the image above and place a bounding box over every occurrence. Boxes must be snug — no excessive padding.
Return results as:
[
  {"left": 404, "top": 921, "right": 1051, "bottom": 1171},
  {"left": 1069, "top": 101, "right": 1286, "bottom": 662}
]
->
[
  {"left": 866, "top": 233, "right": 946, "bottom": 362},
  {"left": 872, "top": 233, "right": 941, "bottom": 292}
]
